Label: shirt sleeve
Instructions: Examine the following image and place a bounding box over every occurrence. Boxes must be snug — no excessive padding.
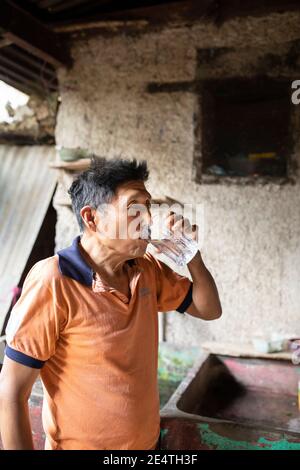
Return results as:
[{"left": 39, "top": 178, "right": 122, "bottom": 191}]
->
[
  {"left": 5, "top": 260, "right": 66, "bottom": 369},
  {"left": 147, "top": 253, "right": 193, "bottom": 314}
]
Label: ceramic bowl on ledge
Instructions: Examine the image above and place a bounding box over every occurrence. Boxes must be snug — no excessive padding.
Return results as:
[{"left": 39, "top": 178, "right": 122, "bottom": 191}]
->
[{"left": 58, "top": 147, "right": 90, "bottom": 162}]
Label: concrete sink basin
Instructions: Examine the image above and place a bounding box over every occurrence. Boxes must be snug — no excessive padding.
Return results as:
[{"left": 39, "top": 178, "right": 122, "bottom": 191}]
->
[{"left": 160, "top": 353, "right": 300, "bottom": 450}]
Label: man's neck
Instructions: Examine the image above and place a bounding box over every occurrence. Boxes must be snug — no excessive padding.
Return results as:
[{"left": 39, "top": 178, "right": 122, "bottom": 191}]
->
[{"left": 79, "top": 233, "right": 129, "bottom": 279}]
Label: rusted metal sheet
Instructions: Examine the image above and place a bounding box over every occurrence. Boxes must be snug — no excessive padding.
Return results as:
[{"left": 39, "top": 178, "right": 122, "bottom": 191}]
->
[
  {"left": 0, "top": 145, "right": 57, "bottom": 333},
  {"left": 161, "top": 353, "right": 300, "bottom": 450}
]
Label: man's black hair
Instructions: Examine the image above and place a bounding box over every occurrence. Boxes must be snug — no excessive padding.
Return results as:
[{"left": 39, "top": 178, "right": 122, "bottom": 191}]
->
[{"left": 68, "top": 156, "right": 149, "bottom": 231}]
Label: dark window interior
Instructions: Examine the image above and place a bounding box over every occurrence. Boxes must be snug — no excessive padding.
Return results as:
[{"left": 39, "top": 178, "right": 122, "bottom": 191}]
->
[{"left": 200, "top": 78, "right": 292, "bottom": 178}]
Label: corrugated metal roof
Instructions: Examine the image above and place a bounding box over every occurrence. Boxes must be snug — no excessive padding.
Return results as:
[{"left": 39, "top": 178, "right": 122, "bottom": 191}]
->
[
  {"left": 2, "top": 1, "right": 299, "bottom": 95},
  {"left": 0, "top": 43, "right": 58, "bottom": 97},
  {"left": 0, "top": 145, "right": 57, "bottom": 331}
]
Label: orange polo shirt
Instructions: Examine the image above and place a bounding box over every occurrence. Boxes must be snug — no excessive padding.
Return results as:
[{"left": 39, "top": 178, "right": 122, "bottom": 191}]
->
[{"left": 5, "top": 236, "right": 193, "bottom": 450}]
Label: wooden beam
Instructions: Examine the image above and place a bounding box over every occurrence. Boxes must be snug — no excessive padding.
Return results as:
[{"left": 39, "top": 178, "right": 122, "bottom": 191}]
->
[
  {"left": 147, "top": 81, "right": 195, "bottom": 94},
  {"left": 218, "top": 0, "right": 300, "bottom": 22},
  {"left": 53, "top": 0, "right": 216, "bottom": 32},
  {"left": 52, "top": 0, "right": 300, "bottom": 32},
  {"left": 0, "top": 53, "right": 58, "bottom": 90},
  {"left": 0, "top": 1, "right": 71, "bottom": 68},
  {"left": 0, "top": 132, "right": 54, "bottom": 145},
  {"left": 0, "top": 66, "right": 46, "bottom": 95},
  {"left": 0, "top": 72, "right": 41, "bottom": 96},
  {"left": 0, "top": 38, "right": 12, "bottom": 49},
  {"left": 3, "top": 46, "right": 57, "bottom": 80}
]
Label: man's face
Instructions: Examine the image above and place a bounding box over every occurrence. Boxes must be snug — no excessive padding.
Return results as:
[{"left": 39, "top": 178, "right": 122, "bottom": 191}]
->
[{"left": 94, "top": 180, "right": 152, "bottom": 258}]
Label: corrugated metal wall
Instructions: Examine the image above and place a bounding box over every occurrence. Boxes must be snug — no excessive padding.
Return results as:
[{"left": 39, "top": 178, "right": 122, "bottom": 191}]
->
[{"left": 0, "top": 145, "right": 57, "bottom": 331}]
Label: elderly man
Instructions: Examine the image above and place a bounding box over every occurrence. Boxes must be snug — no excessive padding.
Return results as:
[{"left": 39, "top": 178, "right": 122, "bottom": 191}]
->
[{"left": 0, "top": 156, "right": 221, "bottom": 450}]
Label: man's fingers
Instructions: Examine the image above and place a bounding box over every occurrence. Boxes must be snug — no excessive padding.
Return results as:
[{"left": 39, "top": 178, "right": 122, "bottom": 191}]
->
[
  {"left": 191, "top": 224, "right": 199, "bottom": 240},
  {"left": 163, "top": 212, "right": 198, "bottom": 240},
  {"left": 165, "top": 212, "right": 183, "bottom": 230},
  {"left": 173, "top": 217, "right": 192, "bottom": 234}
]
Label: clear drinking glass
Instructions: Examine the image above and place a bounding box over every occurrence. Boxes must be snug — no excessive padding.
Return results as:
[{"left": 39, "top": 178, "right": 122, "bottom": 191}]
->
[{"left": 149, "top": 228, "right": 199, "bottom": 266}]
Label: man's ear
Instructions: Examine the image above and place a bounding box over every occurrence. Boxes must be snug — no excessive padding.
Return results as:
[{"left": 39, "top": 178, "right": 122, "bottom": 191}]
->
[{"left": 80, "top": 206, "right": 96, "bottom": 231}]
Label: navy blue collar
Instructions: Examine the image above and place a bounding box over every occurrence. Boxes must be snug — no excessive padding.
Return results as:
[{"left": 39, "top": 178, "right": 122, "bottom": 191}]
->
[
  {"left": 58, "top": 235, "right": 93, "bottom": 286},
  {"left": 57, "top": 235, "right": 136, "bottom": 287}
]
